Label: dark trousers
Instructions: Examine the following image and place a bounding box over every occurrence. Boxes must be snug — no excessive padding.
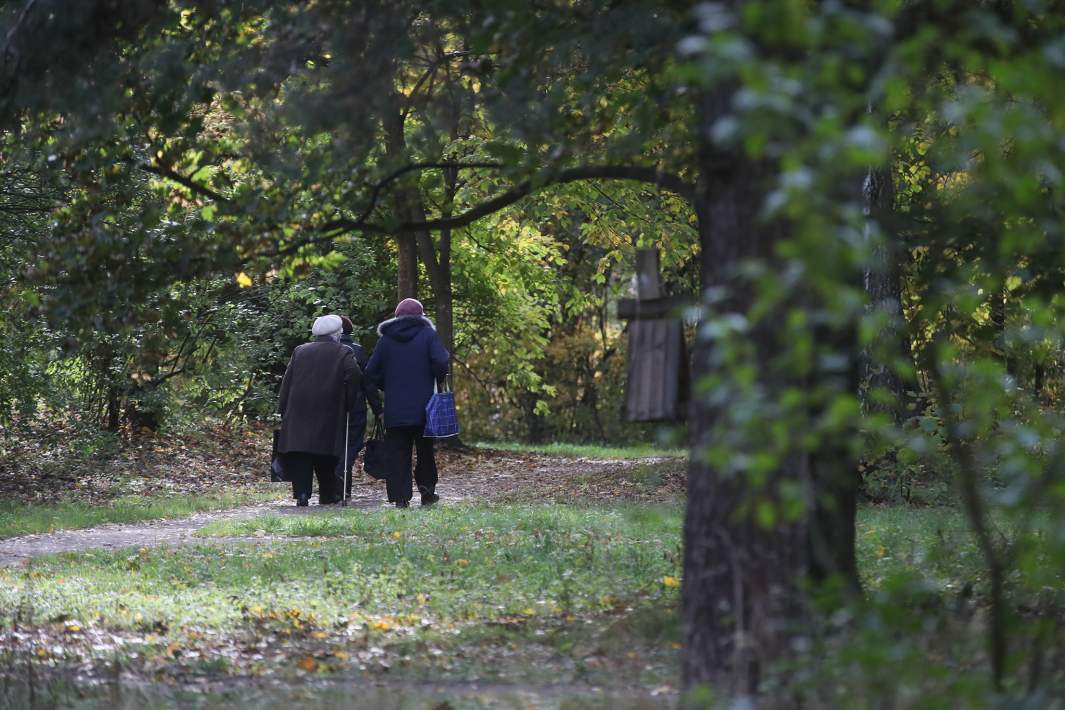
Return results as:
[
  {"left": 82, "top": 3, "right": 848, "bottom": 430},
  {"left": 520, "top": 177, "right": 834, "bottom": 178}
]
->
[
  {"left": 385, "top": 426, "right": 438, "bottom": 504},
  {"left": 282, "top": 452, "right": 338, "bottom": 502},
  {"left": 333, "top": 415, "right": 367, "bottom": 499}
]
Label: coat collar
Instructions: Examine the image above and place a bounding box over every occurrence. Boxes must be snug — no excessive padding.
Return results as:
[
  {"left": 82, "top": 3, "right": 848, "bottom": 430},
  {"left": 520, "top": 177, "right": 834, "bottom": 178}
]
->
[{"left": 376, "top": 315, "right": 435, "bottom": 336}]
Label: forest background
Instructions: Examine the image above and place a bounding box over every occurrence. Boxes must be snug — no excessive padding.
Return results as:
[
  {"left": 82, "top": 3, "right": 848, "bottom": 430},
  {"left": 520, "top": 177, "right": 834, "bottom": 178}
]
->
[{"left": 1, "top": 0, "right": 1064, "bottom": 704}]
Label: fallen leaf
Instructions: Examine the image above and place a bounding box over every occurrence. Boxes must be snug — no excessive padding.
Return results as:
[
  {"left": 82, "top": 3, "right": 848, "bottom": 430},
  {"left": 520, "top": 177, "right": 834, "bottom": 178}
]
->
[
  {"left": 298, "top": 656, "right": 317, "bottom": 672},
  {"left": 662, "top": 576, "right": 680, "bottom": 588}
]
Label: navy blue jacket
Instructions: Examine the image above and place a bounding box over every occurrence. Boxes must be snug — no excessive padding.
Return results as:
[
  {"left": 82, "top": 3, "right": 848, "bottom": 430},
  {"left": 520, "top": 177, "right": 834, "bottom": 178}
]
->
[{"left": 364, "top": 316, "right": 450, "bottom": 428}]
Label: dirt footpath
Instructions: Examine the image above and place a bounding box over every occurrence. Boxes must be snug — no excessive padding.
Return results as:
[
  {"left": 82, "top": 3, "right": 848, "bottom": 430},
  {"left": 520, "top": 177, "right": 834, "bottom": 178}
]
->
[{"left": 0, "top": 449, "right": 684, "bottom": 566}]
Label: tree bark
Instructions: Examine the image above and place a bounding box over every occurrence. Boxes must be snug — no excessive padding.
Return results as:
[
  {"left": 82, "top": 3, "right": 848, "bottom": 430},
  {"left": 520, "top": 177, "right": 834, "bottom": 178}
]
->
[
  {"left": 862, "top": 165, "right": 912, "bottom": 425},
  {"left": 682, "top": 83, "right": 860, "bottom": 692},
  {"left": 396, "top": 233, "right": 419, "bottom": 301},
  {"left": 683, "top": 86, "right": 805, "bottom": 692},
  {"left": 384, "top": 103, "right": 421, "bottom": 302}
]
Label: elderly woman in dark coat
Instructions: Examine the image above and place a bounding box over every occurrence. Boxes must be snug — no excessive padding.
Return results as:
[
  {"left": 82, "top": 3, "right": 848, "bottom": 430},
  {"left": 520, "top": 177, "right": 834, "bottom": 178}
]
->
[
  {"left": 277, "top": 314, "right": 362, "bottom": 506},
  {"left": 364, "top": 298, "right": 450, "bottom": 508}
]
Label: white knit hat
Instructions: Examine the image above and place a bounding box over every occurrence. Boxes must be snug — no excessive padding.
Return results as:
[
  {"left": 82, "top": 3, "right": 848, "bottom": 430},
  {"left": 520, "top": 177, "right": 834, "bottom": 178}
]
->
[{"left": 311, "top": 314, "right": 342, "bottom": 337}]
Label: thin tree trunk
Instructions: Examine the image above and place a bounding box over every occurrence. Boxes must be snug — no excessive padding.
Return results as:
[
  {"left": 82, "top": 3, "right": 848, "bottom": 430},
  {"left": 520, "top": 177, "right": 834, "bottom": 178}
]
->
[
  {"left": 396, "top": 233, "right": 419, "bottom": 301},
  {"left": 384, "top": 103, "right": 420, "bottom": 302},
  {"left": 862, "top": 165, "right": 912, "bottom": 424}
]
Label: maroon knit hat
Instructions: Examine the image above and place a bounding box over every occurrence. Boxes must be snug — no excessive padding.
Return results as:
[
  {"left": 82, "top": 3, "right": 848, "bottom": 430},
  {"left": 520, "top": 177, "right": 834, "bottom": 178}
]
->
[
  {"left": 339, "top": 315, "right": 354, "bottom": 334},
  {"left": 394, "top": 298, "right": 424, "bottom": 318}
]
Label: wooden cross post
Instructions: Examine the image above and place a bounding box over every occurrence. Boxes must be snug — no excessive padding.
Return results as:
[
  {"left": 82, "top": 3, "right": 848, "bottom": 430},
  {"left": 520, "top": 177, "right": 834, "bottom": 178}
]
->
[{"left": 619, "top": 248, "right": 691, "bottom": 422}]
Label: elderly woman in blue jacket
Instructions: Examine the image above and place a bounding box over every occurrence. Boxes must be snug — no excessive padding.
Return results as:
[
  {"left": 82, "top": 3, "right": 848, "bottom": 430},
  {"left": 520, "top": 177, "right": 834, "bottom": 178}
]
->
[{"left": 364, "top": 298, "right": 450, "bottom": 507}]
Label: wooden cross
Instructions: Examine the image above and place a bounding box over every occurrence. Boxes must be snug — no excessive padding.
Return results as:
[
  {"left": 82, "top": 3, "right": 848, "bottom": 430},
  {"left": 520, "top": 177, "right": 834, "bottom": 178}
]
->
[{"left": 619, "top": 249, "right": 691, "bottom": 422}]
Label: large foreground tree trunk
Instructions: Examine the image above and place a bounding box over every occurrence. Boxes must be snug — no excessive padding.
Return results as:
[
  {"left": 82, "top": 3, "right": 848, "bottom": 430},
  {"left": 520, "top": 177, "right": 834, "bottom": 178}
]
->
[
  {"left": 682, "top": 85, "right": 860, "bottom": 693},
  {"left": 682, "top": 88, "right": 807, "bottom": 693}
]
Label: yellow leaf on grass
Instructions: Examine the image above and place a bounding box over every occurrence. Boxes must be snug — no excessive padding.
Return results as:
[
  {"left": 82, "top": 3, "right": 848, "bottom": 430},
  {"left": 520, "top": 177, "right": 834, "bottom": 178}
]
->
[
  {"left": 298, "top": 656, "right": 317, "bottom": 672},
  {"left": 391, "top": 531, "right": 402, "bottom": 540},
  {"left": 35, "top": 647, "right": 48, "bottom": 658},
  {"left": 373, "top": 620, "right": 393, "bottom": 631},
  {"left": 876, "top": 545, "right": 888, "bottom": 559},
  {"left": 64, "top": 623, "right": 81, "bottom": 634},
  {"left": 521, "top": 607, "right": 536, "bottom": 617},
  {"left": 455, "top": 559, "right": 470, "bottom": 567},
  {"left": 311, "top": 631, "right": 328, "bottom": 639},
  {"left": 662, "top": 576, "right": 681, "bottom": 589},
  {"left": 236, "top": 272, "right": 253, "bottom": 288}
]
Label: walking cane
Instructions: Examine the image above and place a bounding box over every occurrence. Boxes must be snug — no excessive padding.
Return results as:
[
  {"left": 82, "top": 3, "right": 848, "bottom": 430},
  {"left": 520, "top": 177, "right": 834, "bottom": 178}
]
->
[{"left": 341, "top": 412, "right": 350, "bottom": 507}]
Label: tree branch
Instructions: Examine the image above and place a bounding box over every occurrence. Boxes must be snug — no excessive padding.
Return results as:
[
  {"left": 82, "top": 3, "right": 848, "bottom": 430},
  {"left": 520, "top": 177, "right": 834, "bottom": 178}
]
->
[
  {"left": 334, "top": 160, "right": 503, "bottom": 234},
  {"left": 138, "top": 162, "right": 229, "bottom": 202},
  {"left": 322, "top": 164, "right": 696, "bottom": 238}
]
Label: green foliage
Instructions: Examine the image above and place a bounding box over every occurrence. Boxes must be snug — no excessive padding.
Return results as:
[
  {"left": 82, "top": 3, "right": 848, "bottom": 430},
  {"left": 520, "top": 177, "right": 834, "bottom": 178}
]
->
[{"left": 678, "top": 0, "right": 1065, "bottom": 695}]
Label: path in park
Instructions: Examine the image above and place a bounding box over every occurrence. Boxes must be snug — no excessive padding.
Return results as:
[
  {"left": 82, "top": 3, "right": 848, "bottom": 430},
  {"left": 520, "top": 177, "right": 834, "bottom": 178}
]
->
[{"left": 0, "top": 453, "right": 683, "bottom": 567}]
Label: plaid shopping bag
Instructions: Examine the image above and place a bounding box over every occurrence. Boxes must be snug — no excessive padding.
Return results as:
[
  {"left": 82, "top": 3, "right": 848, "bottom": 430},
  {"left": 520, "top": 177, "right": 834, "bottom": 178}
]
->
[{"left": 424, "top": 380, "right": 459, "bottom": 438}]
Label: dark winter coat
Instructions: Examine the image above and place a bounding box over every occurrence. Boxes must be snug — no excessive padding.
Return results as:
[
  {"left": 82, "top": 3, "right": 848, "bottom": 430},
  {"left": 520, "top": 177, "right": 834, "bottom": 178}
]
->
[
  {"left": 364, "top": 316, "right": 450, "bottom": 428},
  {"left": 339, "top": 334, "right": 383, "bottom": 424},
  {"left": 277, "top": 336, "right": 362, "bottom": 457}
]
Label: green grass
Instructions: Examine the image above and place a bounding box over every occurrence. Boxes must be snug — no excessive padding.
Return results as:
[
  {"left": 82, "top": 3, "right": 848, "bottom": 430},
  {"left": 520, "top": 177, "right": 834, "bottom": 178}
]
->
[
  {"left": 0, "top": 490, "right": 282, "bottom": 540},
  {"left": 0, "top": 504, "right": 682, "bottom": 629},
  {"left": 2, "top": 499, "right": 1060, "bottom": 703},
  {"left": 0, "top": 502, "right": 684, "bottom": 687},
  {"left": 857, "top": 505, "right": 977, "bottom": 590},
  {"left": 474, "top": 440, "right": 687, "bottom": 459}
]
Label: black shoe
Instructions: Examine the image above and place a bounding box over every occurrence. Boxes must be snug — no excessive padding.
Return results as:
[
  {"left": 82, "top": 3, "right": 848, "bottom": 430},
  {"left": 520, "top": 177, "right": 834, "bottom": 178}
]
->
[
  {"left": 296, "top": 495, "right": 309, "bottom": 507},
  {"left": 319, "top": 495, "right": 341, "bottom": 505},
  {"left": 421, "top": 493, "right": 439, "bottom": 507},
  {"left": 395, "top": 500, "right": 410, "bottom": 508}
]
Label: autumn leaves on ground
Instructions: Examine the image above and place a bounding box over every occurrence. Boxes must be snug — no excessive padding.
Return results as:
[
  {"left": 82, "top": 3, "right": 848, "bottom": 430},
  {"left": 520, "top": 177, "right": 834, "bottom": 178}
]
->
[
  {"left": 0, "top": 426, "right": 1013, "bottom": 707},
  {"left": 0, "top": 425, "right": 687, "bottom": 707}
]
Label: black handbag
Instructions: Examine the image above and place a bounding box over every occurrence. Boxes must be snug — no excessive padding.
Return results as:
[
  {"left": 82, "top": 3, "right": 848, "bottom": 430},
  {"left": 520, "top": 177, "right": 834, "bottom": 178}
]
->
[
  {"left": 270, "top": 429, "right": 287, "bottom": 482},
  {"left": 362, "top": 418, "right": 398, "bottom": 481}
]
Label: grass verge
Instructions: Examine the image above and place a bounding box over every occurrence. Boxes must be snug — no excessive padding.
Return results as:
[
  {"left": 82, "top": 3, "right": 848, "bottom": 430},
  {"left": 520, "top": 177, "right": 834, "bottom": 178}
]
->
[
  {"left": 0, "top": 502, "right": 683, "bottom": 688},
  {"left": 0, "top": 489, "right": 282, "bottom": 540},
  {"left": 3, "top": 502, "right": 1059, "bottom": 703}
]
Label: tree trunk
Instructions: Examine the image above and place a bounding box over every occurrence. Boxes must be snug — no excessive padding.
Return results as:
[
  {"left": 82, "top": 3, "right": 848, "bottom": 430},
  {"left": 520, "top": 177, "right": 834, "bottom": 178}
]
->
[
  {"left": 397, "top": 233, "right": 419, "bottom": 301},
  {"left": 105, "top": 385, "right": 122, "bottom": 433},
  {"left": 384, "top": 104, "right": 420, "bottom": 302},
  {"left": 862, "top": 165, "right": 912, "bottom": 424},
  {"left": 682, "top": 84, "right": 860, "bottom": 693}
]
